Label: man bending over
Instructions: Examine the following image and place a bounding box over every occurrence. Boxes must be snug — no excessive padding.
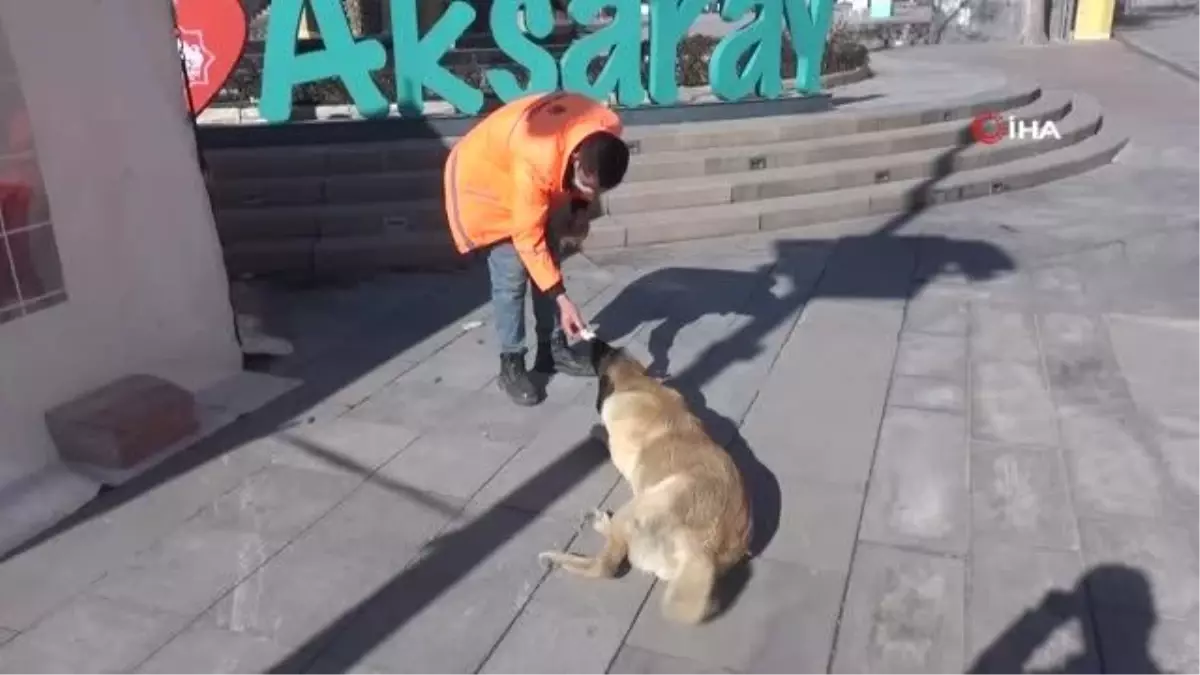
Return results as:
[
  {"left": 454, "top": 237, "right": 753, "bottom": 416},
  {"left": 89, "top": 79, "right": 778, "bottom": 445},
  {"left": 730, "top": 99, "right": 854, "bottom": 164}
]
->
[{"left": 442, "top": 92, "right": 630, "bottom": 406}]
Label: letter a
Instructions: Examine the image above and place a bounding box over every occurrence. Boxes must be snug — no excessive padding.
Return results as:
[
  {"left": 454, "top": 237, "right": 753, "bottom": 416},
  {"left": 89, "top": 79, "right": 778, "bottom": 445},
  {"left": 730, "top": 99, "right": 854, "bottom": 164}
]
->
[
  {"left": 710, "top": 0, "right": 785, "bottom": 101},
  {"left": 560, "top": 0, "right": 647, "bottom": 106},
  {"left": 259, "top": 0, "right": 388, "bottom": 123}
]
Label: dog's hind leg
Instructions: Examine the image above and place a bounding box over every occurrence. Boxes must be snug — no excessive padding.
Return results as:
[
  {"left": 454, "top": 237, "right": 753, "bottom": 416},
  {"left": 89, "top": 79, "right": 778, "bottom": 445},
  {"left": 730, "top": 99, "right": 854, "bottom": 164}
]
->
[
  {"left": 538, "top": 524, "right": 628, "bottom": 579},
  {"left": 661, "top": 549, "right": 717, "bottom": 624}
]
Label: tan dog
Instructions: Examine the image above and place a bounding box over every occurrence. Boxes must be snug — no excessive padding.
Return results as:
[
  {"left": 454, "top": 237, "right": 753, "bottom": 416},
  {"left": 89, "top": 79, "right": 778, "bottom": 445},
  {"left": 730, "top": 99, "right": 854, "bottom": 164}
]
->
[{"left": 538, "top": 340, "right": 751, "bottom": 624}]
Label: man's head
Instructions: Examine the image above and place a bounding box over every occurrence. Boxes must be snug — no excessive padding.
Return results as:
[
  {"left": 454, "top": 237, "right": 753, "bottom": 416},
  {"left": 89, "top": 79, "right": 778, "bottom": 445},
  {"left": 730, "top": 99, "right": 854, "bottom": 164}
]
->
[{"left": 571, "top": 131, "right": 630, "bottom": 200}]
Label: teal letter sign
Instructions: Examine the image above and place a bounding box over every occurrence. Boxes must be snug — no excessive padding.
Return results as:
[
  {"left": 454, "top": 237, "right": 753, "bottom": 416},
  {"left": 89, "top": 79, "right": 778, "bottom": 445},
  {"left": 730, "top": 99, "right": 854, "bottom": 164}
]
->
[
  {"left": 260, "top": 0, "right": 388, "bottom": 122},
  {"left": 258, "top": 0, "right": 834, "bottom": 123}
]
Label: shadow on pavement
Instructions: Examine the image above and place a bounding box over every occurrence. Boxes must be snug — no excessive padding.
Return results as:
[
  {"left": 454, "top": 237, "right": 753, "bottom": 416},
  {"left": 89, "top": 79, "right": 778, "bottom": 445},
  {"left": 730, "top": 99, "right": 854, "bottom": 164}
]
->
[
  {"left": 266, "top": 138, "right": 1008, "bottom": 671},
  {"left": 969, "top": 564, "right": 1162, "bottom": 674},
  {"left": 275, "top": 228, "right": 1015, "bottom": 671}
]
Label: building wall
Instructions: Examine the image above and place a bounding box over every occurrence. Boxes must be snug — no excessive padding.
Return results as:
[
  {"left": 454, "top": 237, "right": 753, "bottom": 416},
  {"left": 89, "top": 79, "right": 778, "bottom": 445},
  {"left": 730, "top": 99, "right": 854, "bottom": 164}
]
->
[{"left": 0, "top": 0, "right": 243, "bottom": 540}]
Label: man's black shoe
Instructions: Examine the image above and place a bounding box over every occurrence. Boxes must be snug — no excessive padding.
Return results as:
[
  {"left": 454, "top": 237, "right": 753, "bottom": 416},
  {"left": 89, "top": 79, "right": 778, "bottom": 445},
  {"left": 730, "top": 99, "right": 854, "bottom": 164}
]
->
[
  {"left": 535, "top": 335, "right": 596, "bottom": 378},
  {"left": 498, "top": 353, "right": 541, "bottom": 406}
]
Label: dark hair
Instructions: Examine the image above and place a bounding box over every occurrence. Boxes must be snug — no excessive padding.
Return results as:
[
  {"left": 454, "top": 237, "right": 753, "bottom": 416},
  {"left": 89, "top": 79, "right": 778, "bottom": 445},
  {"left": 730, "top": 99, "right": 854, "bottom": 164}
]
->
[{"left": 575, "top": 131, "right": 630, "bottom": 190}]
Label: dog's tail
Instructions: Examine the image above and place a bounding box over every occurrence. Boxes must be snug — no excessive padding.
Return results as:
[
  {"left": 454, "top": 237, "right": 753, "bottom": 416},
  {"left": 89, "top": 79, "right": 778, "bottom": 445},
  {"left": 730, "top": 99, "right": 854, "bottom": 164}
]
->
[{"left": 661, "top": 550, "right": 717, "bottom": 624}]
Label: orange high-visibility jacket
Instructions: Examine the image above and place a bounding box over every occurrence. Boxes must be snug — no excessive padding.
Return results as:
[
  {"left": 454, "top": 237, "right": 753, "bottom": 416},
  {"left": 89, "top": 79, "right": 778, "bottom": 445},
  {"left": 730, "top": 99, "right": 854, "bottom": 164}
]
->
[{"left": 443, "top": 92, "right": 622, "bottom": 292}]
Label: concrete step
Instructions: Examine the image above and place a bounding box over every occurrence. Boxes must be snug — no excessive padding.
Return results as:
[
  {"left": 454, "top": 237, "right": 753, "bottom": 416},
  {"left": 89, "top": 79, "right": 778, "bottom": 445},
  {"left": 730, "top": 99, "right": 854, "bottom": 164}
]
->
[
  {"left": 202, "top": 81, "right": 1040, "bottom": 183},
  {"left": 604, "top": 90, "right": 1092, "bottom": 214},
  {"left": 212, "top": 91, "right": 1085, "bottom": 243},
  {"left": 588, "top": 115, "right": 1127, "bottom": 248},
  {"left": 221, "top": 104, "right": 1124, "bottom": 279},
  {"left": 210, "top": 87, "right": 1055, "bottom": 211},
  {"left": 618, "top": 89, "right": 1071, "bottom": 182}
]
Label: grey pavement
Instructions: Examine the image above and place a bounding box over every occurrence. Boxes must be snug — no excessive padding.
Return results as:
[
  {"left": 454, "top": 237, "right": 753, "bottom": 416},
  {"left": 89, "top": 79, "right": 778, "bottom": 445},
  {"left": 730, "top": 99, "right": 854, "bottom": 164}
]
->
[
  {"left": 1115, "top": 9, "right": 1199, "bottom": 79},
  {"left": 0, "top": 41, "right": 1197, "bottom": 674}
]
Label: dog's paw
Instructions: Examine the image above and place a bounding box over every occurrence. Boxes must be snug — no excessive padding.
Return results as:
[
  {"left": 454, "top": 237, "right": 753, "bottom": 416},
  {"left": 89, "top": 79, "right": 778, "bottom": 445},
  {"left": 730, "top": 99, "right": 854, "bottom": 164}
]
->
[
  {"left": 538, "top": 550, "right": 564, "bottom": 569},
  {"left": 581, "top": 508, "right": 612, "bottom": 534}
]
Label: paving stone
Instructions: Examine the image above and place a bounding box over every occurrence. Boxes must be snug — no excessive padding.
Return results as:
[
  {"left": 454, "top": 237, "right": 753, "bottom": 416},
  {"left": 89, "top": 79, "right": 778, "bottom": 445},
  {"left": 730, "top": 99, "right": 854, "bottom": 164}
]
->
[
  {"left": 860, "top": 408, "right": 970, "bottom": 556},
  {"left": 625, "top": 557, "right": 844, "bottom": 673},
  {"left": 0, "top": 594, "right": 191, "bottom": 674},
  {"left": 1038, "top": 312, "right": 1131, "bottom": 416},
  {"left": 1060, "top": 410, "right": 1167, "bottom": 519},
  {"left": 0, "top": 629, "right": 14, "bottom": 647},
  {"left": 1106, "top": 313, "right": 1199, "bottom": 425},
  {"left": 304, "top": 507, "right": 576, "bottom": 674},
  {"left": 134, "top": 626, "right": 289, "bottom": 674},
  {"left": 902, "top": 287, "right": 971, "bottom": 336},
  {"left": 202, "top": 481, "right": 462, "bottom": 648},
  {"left": 894, "top": 333, "right": 967, "bottom": 381},
  {"left": 345, "top": 379, "right": 479, "bottom": 431},
  {"left": 443, "top": 386, "right": 575, "bottom": 446},
  {"left": 391, "top": 332, "right": 501, "bottom": 391},
  {"left": 888, "top": 375, "right": 966, "bottom": 412},
  {"left": 971, "top": 361, "right": 1060, "bottom": 447},
  {"left": 1157, "top": 432, "right": 1200, "bottom": 501},
  {"left": 1028, "top": 264, "right": 1095, "bottom": 310},
  {"left": 1094, "top": 608, "right": 1199, "bottom": 675},
  {"left": 970, "top": 306, "right": 1041, "bottom": 363},
  {"left": 607, "top": 645, "right": 738, "bottom": 674},
  {"left": 740, "top": 303, "right": 900, "bottom": 489},
  {"left": 756, "top": 477, "right": 863, "bottom": 573},
  {"left": 832, "top": 542, "right": 965, "bottom": 674},
  {"left": 196, "top": 464, "right": 364, "bottom": 541},
  {"left": 468, "top": 405, "right": 620, "bottom": 518},
  {"left": 194, "top": 371, "right": 302, "bottom": 419},
  {"left": 966, "top": 540, "right": 1094, "bottom": 673},
  {"left": 263, "top": 418, "right": 420, "bottom": 477},
  {"left": 0, "top": 442, "right": 273, "bottom": 631},
  {"left": 970, "top": 442, "right": 1080, "bottom": 550},
  {"left": 1079, "top": 516, "right": 1199, "bottom": 621},
  {"left": 480, "top": 529, "right": 654, "bottom": 674},
  {"left": 375, "top": 429, "right": 523, "bottom": 501},
  {"left": 307, "top": 353, "right": 420, "bottom": 414},
  {"left": 91, "top": 520, "right": 289, "bottom": 617}
]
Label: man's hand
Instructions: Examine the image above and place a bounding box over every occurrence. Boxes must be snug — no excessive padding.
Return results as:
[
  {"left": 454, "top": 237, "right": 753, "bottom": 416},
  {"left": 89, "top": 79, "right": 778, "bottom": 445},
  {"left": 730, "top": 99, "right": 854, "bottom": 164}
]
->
[{"left": 556, "top": 294, "right": 588, "bottom": 340}]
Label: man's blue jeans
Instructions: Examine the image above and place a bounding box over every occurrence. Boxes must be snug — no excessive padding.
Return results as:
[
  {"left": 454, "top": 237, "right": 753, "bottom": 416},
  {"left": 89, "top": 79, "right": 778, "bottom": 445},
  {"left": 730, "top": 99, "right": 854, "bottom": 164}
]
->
[{"left": 485, "top": 238, "right": 563, "bottom": 356}]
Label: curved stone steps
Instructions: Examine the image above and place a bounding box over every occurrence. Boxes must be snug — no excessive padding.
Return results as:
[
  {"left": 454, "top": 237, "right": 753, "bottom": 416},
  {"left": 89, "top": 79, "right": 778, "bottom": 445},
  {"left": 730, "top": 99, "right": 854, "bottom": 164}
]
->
[
  {"left": 213, "top": 90, "right": 1083, "bottom": 243},
  {"left": 224, "top": 121, "right": 1125, "bottom": 277},
  {"left": 203, "top": 81, "right": 1041, "bottom": 184},
  {"left": 588, "top": 111, "right": 1126, "bottom": 248},
  {"left": 210, "top": 84, "right": 1126, "bottom": 279},
  {"left": 621, "top": 88, "right": 1068, "bottom": 182},
  {"left": 603, "top": 90, "right": 1091, "bottom": 215}
]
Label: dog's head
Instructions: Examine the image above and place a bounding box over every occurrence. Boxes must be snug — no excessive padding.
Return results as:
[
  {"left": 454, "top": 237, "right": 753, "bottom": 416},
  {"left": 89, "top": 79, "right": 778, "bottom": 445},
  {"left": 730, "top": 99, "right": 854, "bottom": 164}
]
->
[{"left": 590, "top": 338, "right": 652, "bottom": 413}]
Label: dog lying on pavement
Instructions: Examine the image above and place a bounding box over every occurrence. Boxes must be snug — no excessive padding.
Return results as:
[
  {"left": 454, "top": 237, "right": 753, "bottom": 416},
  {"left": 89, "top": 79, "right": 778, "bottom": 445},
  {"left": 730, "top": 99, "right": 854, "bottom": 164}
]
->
[{"left": 538, "top": 339, "right": 751, "bottom": 624}]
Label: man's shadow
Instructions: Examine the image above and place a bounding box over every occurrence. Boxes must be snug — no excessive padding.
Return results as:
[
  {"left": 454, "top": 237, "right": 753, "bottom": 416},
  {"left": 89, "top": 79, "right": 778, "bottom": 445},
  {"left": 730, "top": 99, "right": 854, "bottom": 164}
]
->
[
  {"left": 563, "top": 233, "right": 1016, "bottom": 615},
  {"left": 970, "top": 564, "right": 1164, "bottom": 674}
]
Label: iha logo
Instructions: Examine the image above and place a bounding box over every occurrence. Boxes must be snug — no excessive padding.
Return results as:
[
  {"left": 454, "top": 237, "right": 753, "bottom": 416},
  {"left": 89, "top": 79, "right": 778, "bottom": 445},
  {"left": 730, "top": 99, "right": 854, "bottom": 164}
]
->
[{"left": 970, "top": 112, "right": 1063, "bottom": 144}]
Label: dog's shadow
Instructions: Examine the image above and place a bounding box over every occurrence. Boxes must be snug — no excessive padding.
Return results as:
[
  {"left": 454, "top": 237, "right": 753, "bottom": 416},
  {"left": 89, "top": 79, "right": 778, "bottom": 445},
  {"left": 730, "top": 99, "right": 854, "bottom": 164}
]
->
[{"left": 669, "top": 384, "right": 781, "bottom": 619}]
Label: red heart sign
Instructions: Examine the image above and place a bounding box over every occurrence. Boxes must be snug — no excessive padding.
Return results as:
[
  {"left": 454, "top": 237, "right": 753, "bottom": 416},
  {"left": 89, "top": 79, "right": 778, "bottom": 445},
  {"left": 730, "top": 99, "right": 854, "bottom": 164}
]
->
[{"left": 172, "top": 0, "right": 247, "bottom": 114}]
